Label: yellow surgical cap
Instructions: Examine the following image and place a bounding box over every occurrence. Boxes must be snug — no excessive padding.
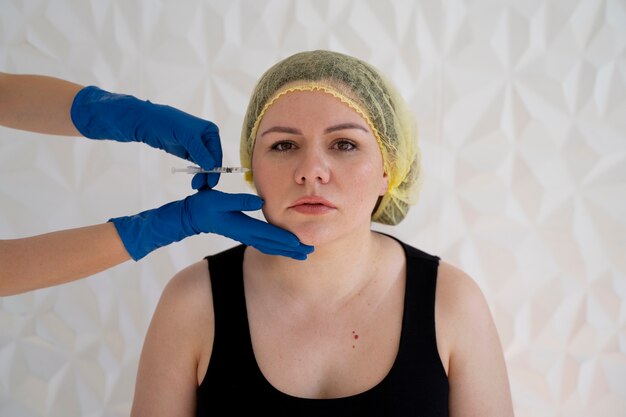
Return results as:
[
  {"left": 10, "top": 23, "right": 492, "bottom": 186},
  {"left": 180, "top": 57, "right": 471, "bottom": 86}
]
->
[{"left": 240, "top": 50, "right": 421, "bottom": 225}]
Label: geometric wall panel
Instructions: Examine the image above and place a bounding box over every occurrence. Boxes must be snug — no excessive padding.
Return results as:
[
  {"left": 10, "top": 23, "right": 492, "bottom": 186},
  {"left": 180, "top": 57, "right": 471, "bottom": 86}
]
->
[{"left": 1, "top": 1, "right": 625, "bottom": 416}]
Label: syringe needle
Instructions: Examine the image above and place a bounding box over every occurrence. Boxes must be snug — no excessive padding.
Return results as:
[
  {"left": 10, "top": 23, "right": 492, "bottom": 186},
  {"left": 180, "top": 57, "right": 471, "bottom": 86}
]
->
[
  {"left": 171, "top": 166, "right": 250, "bottom": 174},
  {"left": 171, "top": 166, "right": 194, "bottom": 174}
]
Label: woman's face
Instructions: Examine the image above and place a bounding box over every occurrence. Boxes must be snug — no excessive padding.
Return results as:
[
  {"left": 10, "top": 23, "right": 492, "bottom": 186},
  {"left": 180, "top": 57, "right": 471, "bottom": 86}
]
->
[{"left": 251, "top": 90, "right": 388, "bottom": 246}]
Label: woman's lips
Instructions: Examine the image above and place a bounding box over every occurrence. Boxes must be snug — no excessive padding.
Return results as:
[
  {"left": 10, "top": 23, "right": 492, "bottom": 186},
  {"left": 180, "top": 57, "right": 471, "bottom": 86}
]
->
[{"left": 289, "top": 196, "right": 336, "bottom": 215}]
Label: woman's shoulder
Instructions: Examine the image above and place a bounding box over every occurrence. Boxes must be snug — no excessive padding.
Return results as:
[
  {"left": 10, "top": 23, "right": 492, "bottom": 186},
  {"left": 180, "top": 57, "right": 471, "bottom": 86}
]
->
[
  {"left": 165, "top": 243, "right": 245, "bottom": 297},
  {"left": 158, "top": 259, "right": 214, "bottom": 327},
  {"left": 436, "top": 261, "right": 491, "bottom": 318},
  {"left": 435, "top": 261, "right": 514, "bottom": 414},
  {"left": 387, "top": 237, "right": 494, "bottom": 342},
  {"left": 377, "top": 233, "right": 439, "bottom": 265},
  {"left": 385, "top": 236, "right": 485, "bottom": 309},
  {"left": 165, "top": 259, "right": 211, "bottom": 296},
  {"left": 434, "top": 260, "right": 500, "bottom": 371}
]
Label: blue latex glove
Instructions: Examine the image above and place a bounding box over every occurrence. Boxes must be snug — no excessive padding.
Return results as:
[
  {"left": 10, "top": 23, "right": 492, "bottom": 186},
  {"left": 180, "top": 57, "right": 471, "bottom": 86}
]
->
[
  {"left": 110, "top": 189, "right": 314, "bottom": 261},
  {"left": 71, "top": 86, "right": 219, "bottom": 189}
]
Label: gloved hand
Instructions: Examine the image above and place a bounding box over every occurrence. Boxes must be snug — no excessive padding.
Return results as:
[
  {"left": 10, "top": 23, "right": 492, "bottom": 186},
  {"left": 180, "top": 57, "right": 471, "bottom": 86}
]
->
[
  {"left": 70, "top": 86, "right": 219, "bottom": 189},
  {"left": 110, "top": 189, "right": 314, "bottom": 261}
]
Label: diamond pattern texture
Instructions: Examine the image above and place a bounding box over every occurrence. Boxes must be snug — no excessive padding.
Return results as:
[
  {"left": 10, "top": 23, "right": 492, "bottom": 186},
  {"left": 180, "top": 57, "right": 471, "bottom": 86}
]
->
[{"left": 1, "top": 0, "right": 625, "bottom": 416}]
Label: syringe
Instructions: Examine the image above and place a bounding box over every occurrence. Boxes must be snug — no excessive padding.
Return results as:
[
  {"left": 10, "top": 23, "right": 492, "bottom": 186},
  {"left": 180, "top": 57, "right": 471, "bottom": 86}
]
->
[{"left": 171, "top": 165, "right": 250, "bottom": 174}]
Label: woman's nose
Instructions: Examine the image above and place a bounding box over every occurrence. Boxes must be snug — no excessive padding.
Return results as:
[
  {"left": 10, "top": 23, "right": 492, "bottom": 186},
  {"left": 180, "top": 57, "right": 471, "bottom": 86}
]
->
[{"left": 294, "top": 148, "right": 330, "bottom": 185}]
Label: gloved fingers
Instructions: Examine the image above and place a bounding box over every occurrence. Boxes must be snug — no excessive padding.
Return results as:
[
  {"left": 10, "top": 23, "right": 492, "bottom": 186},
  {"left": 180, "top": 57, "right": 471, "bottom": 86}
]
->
[
  {"left": 223, "top": 212, "right": 313, "bottom": 252},
  {"left": 185, "top": 190, "right": 315, "bottom": 259},
  {"left": 247, "top": 244, "right": 310, "bottom": 260},
  {"left": 203, "top": 123, "right": 222, "bottom": 167},
  {"left": 191, "top": 172, "right": 220, "bottom": 190},
  {"left": 241, "top": 232, "right": 314, "bottom": 253},
  {"left": 191, "top": 125, "right": 222, "bottom": 190},
  {"left": 185, "top": 122, "right": 222, "bottom": 170},
  {"left": 193, "top": 189, "right": 264, "bottom": 212}
]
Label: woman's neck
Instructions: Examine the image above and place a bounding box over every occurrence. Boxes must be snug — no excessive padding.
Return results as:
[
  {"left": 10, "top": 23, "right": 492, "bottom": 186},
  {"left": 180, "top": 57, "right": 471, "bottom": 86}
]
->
[{"left": 244, "top": 229, "right": 387, "bottom": 307}]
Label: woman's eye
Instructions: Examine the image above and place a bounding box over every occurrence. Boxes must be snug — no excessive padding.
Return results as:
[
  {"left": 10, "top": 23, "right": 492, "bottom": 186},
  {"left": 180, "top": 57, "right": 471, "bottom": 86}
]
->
[
  {"left": 333, "top": 140, "right": 357, "bottom": 151},
  {"left": 271, "top": 141, "right": 296, "bottom": 152}
]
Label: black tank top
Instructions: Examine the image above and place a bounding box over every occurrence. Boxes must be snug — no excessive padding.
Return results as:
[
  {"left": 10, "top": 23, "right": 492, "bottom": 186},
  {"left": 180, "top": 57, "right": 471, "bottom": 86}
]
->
[{"left": 196, "top": 239, "right": 449, "bottom": 416}]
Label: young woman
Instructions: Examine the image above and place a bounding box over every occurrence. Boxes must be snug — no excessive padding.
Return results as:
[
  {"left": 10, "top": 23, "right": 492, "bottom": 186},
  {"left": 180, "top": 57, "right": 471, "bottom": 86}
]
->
[{"left": 131, "top": 50, "right": 515, "bottom": 416}]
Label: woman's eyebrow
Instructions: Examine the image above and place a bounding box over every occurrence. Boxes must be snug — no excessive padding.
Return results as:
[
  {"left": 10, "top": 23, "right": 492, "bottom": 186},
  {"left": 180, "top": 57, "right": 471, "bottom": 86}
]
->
[
  {"left": 324, "top": 123, "right": 368, "bottom": 134},
  {"left": 260, "top": 126, "right": 301, "bottom": 136}
]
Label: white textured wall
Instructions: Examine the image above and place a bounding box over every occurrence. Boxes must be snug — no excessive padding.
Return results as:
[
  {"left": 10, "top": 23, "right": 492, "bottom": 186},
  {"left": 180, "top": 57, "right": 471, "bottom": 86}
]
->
[{"left": 1, "top": 1, "right": 625, "bottom": 416}]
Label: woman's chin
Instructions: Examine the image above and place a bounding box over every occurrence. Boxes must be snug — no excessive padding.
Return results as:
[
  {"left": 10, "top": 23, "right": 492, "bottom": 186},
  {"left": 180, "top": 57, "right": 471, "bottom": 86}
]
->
[
  {"left": 264, "top": 214, "right": 343, "bottom": 247},
  {"left": 288, "top": 226, "right": 338, "bottom": 248}
]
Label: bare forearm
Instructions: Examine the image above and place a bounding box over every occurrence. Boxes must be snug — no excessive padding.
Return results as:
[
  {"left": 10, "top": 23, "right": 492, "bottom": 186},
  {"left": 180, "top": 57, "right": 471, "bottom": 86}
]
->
[
  {"left": 0, "top": 223, "right": 131, "bottom": 296},
  {"left": 0, "top": 72, "right": 83, "bottom": 136}
]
